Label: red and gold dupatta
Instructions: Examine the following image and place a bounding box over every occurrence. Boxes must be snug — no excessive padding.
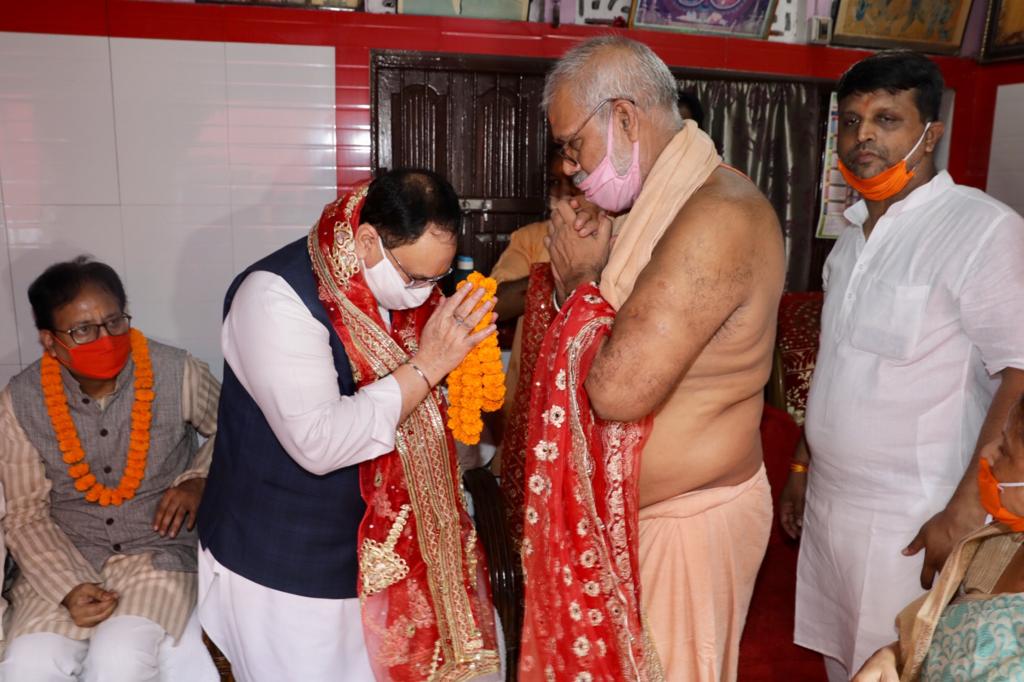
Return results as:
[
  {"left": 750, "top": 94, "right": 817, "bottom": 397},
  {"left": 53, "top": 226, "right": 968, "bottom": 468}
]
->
[
  {"left": 518, "top": 283, "right": 662, "bottom": 682},
  {"left": 308, "top": 186, "right": 500, "bottom": 681},
  {"left": 499, "top": 262, "right": 556, "bottom": 547}
]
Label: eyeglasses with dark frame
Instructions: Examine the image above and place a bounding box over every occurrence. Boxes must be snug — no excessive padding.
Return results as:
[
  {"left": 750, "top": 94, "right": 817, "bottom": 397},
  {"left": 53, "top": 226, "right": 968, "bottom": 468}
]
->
[
  {"left": 55, "top": 313, "right": 133, "bottom": 345},
  {"left": 556, "top": 97, "right": 637, "bottom": 167},
  {"left": 382, "top": 245, "right": 452, "bottom": 289}
]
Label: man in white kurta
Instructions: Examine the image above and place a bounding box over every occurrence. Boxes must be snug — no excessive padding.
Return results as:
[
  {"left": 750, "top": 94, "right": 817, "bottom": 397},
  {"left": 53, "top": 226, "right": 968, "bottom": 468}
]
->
[{"left": 793, "top": 52, "right": 1024, "bottom": 680}]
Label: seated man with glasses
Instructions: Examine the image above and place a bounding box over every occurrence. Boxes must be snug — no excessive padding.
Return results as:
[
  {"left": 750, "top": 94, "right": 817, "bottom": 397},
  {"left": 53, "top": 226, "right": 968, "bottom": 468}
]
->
[{"left": 0, "top": 257, "right": 220, "bottom": 681}]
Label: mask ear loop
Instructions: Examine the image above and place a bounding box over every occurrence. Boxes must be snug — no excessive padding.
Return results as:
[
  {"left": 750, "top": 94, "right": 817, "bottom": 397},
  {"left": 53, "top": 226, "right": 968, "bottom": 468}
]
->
[
  {"left": 605, "top": 102, "right": 641, "bottom": 180},
  {"left": 903, "top": 122, "right": 932, "bottom": 173},
  {"left": 997, "top": 481, "right": 1024, "bottom": 490}
]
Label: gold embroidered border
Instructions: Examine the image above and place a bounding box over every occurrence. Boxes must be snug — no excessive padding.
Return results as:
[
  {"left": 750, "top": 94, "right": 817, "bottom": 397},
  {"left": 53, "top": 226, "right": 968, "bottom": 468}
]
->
[{"left": 308, "top": 199, "right": 499, "bottom": 679}]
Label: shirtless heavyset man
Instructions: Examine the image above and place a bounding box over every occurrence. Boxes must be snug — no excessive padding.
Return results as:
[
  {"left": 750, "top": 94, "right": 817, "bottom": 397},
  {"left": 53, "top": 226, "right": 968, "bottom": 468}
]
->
[{"left": 543, "top": 37, "right": 785, "bottom": 680}]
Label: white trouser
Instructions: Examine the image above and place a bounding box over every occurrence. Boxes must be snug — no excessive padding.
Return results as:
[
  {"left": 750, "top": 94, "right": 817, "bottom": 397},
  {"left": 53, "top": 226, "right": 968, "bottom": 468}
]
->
[
  {"left": 199, "top": 546, "right": 506, "bottom": 681},
  {"left": 198, "top": 546, "right": 374, "bottom": 682},
  {"left": 0, "top": 608, "right": 217, "bottom": 682}
]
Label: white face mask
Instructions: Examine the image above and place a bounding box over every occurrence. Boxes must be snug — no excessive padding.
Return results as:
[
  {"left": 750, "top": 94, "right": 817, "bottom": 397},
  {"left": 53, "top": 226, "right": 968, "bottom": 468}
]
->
[{"left": 362, "top": 236, "right": 434, "bottom": 310}]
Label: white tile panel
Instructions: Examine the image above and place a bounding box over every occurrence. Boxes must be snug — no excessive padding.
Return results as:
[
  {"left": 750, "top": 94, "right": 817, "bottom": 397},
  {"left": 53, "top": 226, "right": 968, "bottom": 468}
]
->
[
  {"left": 0, "top": 199, "right": 20, "bottom": 366},
  {"left": 120, "top": 204, "right": 233, "bottom": 369},
  {"left": 226, "top": 43, "right": 336, "bottom": 213},
  {"left": 1, "top": 36, "right": 337, "bottom": 375},
  {"left": 5, "top": 204, "right": 125, "bottom": 364},
  {"left": 111, "top": 38, "right": 231, "bottom": 206},
  {"left": 0, "top": 365, "right": 22, "bottom": 389},
  {"left": 0, "top": 32, "right": 119, "bottom": 205},
  {"left": 231, "top": 203, "right": 322, "bottom": 271}
]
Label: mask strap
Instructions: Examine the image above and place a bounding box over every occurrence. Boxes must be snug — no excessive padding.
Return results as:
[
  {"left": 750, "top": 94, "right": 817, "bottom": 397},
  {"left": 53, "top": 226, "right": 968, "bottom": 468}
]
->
[
  {"left": 903, "top": 122, "right": 931, "bottom": 167},
  {"left": 998, "top": 481, "right": 1024, "bottom": 490}
]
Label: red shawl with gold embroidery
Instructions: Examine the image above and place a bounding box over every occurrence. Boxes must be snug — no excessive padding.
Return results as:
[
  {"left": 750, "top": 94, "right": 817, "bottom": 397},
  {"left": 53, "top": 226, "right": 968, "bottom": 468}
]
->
[
  {"left": 499, "top": 262, "right": 556, "bottom": 547},
  {"left": 308, "top": 186, "right": 500, "bottom": 681},
  {"left": 518, "top": 283, "right": 662, "bottom": 682}
]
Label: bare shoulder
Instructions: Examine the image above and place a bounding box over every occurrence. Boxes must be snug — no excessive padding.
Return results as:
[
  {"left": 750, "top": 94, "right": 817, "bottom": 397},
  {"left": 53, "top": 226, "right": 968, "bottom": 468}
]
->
[
  {"left": 651, "top": 168, "right": 782, "bottom": 280},
  {"left": 677, "top": 167, "right": 780, "bottom": 241}
]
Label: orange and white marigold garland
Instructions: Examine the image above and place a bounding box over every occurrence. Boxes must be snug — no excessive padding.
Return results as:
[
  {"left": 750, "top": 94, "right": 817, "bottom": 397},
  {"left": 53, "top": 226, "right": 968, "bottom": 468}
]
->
[
  {"left": 447, "top": 272, "right": 505, "bottom": 445},
  {"left": 40, "top": 328, "right": 153, "bottom": 507}
]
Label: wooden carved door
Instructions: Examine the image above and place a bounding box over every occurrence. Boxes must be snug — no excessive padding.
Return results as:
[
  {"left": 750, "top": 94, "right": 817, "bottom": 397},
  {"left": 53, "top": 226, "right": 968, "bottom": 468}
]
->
[{"left": 372, "top": 51, "right": 552, "bottom": 275}]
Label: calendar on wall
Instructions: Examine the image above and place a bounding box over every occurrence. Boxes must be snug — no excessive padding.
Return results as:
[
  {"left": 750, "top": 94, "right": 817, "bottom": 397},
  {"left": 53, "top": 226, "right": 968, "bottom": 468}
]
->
[{"left": 817, "top": 92, "right": 858, "bottom": 239}]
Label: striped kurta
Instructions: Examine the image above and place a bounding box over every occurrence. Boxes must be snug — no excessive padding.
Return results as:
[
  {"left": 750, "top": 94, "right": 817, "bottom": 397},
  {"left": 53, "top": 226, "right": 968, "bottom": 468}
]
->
[{"left": 0, "top": 355, "right": 219, "bottom": 642}]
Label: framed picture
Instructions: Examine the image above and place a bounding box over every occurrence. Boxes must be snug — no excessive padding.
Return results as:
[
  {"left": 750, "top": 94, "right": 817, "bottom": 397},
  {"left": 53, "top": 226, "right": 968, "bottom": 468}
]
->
[
  {"left": 831, "top": 0, "right": 974, "bottom": 54},
  {"left": 398, "top": 0, "right": 529, "bottom": 19},
  {"left": 577, "top": 0, "right": 633, "bottom": 25},
  {"left": 628, "top": 0, "right": 779, "bottom": 40},
  {"left": 981, "top": 0, "right": 1024, "bottom": 62}
]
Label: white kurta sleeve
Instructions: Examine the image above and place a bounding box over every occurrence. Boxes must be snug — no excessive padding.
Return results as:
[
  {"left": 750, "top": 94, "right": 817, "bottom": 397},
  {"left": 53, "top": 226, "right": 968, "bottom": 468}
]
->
[
  {"left": 959, "top": 209, "right": 1024, "bottom": 375},
  {"left": 222, "top": 270, "right": 402, "bottom": 475}
]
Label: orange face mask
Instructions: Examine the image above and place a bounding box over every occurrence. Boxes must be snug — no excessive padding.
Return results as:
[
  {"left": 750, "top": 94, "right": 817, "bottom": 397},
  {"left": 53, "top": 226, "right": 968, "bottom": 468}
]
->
[
  {"left": 54, "top": 333, "right": 132, "bottom": 380},
  {"left": 838, "top": 123, "right": 931, "bottom": 202},
  {"left": 978, "top": 458, "right": 1024, "bottom": 532}
]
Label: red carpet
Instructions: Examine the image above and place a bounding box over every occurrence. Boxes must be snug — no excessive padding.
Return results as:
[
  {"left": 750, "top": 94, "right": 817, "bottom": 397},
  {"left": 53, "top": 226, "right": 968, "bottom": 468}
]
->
[{"left": 737, "top": 405, "right": 827, "bottom": 681}]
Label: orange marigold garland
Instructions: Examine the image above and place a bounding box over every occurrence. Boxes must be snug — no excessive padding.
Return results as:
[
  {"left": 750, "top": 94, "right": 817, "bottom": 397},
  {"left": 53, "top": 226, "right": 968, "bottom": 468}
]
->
[
  {"left": 447, "top": 272, "right": 505, "bottom": 445},
  {"left": 40, "top": 328, "right": 154, "bottom": 507}
]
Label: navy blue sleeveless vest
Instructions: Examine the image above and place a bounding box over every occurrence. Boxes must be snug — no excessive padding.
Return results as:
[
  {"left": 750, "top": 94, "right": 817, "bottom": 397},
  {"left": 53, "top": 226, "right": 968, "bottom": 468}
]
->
[{"left": 198, "top": 237, "right": 365, "bottom": 599}]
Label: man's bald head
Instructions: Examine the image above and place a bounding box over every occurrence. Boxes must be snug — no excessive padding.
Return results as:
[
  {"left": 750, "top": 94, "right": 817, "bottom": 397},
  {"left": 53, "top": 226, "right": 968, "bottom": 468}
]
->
[{"left": 542, "top": 36, "right": 681, "bottom": 129}]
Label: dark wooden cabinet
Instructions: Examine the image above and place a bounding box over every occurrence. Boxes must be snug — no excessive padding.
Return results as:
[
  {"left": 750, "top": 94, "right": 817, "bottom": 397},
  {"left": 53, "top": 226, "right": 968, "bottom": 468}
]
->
[{"left": 372, "top": 51, "right": 552, "bottom": 275}]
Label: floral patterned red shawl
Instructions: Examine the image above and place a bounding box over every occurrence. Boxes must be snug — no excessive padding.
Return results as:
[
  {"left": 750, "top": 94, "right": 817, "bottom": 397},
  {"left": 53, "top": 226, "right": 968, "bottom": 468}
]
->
[
  {"left": 308, "top": 186, "right": 500, "bottom": 681},
  {"left": 518, "top": 283, "right": 662, "bottom": 682}
]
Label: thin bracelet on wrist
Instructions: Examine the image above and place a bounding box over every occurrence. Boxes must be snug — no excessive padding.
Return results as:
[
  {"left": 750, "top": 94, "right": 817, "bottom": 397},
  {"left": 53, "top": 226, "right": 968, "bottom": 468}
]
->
[
  {"left": 407, "top": 362, "right": 433, "bottom": 391},
  {"left": 790, "top": 462, "right": 809, "bottom": 474},
  {"left": 551, "top": 289, "right": 562, "bottom": 313}
]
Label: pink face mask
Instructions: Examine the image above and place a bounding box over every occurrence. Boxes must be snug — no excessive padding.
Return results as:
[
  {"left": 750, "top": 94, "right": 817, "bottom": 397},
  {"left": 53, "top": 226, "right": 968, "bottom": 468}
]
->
[{"left": 576, "top": 114, "right": 642, "bottom": 214}]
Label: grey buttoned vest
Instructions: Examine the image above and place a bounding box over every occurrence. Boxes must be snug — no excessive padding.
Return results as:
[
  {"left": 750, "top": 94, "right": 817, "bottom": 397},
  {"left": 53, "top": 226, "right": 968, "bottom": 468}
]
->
[{"left": 8, "top": 340, "right": 200, "bottom": 573}]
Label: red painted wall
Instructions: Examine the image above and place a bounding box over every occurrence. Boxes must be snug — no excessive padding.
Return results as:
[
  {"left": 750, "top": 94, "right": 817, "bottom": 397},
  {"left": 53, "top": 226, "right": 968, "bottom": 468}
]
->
[{"left": 0, "top": 0, "right": 1018, "bottom": 192}]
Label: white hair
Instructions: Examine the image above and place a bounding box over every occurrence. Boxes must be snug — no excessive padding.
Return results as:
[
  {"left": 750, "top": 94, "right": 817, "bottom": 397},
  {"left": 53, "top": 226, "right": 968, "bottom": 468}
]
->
[{"left": 542, "top": 36, "right": 681, "bottom": 125}]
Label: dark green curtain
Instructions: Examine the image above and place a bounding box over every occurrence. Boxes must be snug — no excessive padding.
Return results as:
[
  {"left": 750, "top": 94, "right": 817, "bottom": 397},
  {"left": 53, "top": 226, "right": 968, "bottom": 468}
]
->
[{"left": 676, "top": 76, "right": 833, "bottom": 291}]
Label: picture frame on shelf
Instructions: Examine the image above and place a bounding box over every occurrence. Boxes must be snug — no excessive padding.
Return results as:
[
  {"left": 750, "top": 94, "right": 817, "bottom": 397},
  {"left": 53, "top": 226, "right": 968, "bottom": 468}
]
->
[
  {"left": 576, "top": 0, "right": 633, "bottom": 25},
  {"left": 397, "top": 0, "right": 530, "bottom": 20},
  {"left": 830, "top": 0, "right": 974, "bottom": 55},
  {"left": 196, "top": 0, "right": 361, "bottom": 7},
  {"left": 628, "top": 0, "right": 779, "bottom": 40},
  {"left": 980, "top": 0, "right": 1024, "bottom": 62}
]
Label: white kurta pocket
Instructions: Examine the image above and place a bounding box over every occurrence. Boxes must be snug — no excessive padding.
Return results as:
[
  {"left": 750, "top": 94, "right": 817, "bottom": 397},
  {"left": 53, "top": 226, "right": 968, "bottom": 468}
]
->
[{"left": 848, "top": 279, "right": 930, "bottom": 361}]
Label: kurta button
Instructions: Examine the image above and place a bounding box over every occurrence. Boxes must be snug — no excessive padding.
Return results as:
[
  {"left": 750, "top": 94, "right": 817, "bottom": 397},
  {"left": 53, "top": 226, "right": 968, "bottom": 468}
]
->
[
  {"left": 106, "top": 518, "right": 114, "bottom": 526},
  {"left": 113, "top": 544, "right": 121, "bottom": 552},
  {"left": 100, "top": 428, "right": 108, "bottom": 437},
  {"left": 103, "top": 466, "right": 112, "bottom": 474},
  {"left": 82, "top": 398, "right": 90, "bottom": 404}
]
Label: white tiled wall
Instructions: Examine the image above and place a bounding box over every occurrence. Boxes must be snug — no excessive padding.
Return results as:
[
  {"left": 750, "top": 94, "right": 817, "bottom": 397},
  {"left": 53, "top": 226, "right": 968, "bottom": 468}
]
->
[
  {"left": 987, "top": 83, "right": 1024, "bottom": 218},
  {"left": 0, "top": 33, "right": 336, "bottom": 380}
]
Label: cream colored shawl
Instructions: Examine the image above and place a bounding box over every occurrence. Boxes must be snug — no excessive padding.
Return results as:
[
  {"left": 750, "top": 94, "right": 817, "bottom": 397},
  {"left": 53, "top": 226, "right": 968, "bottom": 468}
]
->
[{"left": 599, "top": 120, "right": 721, "bottom": 310}]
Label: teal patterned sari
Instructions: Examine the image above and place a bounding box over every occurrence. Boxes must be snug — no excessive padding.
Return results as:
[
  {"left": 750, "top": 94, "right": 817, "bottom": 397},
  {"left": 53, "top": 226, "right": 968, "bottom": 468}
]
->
[{"left": 921, "top": 593, "right": 1024, "bottom": 681}]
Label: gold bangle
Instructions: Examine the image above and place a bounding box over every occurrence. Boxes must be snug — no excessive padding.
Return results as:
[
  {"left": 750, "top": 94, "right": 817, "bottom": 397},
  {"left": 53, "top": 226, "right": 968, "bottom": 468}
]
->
[
  {"left": 790, "top": 462, "right": 809, "bottom": 474},
  {"left": 407, "top": 362, "right": 433, "bottom": 391}
]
